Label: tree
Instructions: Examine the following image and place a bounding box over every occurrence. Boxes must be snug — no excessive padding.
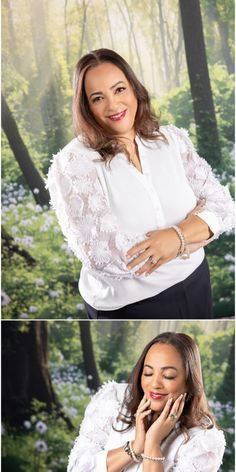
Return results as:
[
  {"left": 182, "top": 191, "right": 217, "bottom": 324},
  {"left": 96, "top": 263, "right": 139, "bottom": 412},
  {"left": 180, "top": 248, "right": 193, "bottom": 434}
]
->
[
  {"left": 2, "top": 321, "right": 73, "bottom": 429},
  {"left": 28, "top": 0, "right": 68, "bottom": 155},
  {"left": 1, "top": 94, "right": 50, "bottom": 206},
  {"left": 79, "top": 321, "right": 100, "bottom": 390},
  {"left": 179, "top": 0, "right": 221, "bottom": 167},
  {"left": 216, "top": 332, "right": 234, "bottom": 403}
]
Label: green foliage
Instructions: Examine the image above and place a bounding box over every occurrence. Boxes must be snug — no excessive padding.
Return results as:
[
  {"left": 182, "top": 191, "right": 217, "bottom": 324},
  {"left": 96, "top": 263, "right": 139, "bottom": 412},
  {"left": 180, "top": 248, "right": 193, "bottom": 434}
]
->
[{"left": 2, "top": 185, "right": 86, "bottom": 320}]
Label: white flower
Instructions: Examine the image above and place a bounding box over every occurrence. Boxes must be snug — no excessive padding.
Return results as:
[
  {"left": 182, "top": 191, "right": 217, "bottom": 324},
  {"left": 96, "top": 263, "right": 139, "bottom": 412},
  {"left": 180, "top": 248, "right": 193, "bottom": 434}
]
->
[
  {"left": 48, "top": 290, "right": 59, "bottom": 299},
  {"left": 88, "top": 193, "right": 105, "bottom": 213},
  {"left": 19, "top": 313, "right": 29, "bottom": 319},
  {"left": 79, "top": 216, "right": 96, "bottom": 242},
  {"left": 68, "top": 195, "right": 84, "bottom": 218},
  {"left": 24, "top": 420, "right": 31, "bottom": 429},
  {"left": 1, "top": 291, "right": 11, "bottom": 306},
  {"left": 87, "top": 374, "right": 93, "bottom": 380},
  {"left": 36, "top": 421, "right": 48, "bottom": 434},
  {"left": 35, "top": 278, "right": 45, "bottom": 287},
  {"left": 76, "top": 303, "right": 84, "bottom": 311},
  {"left": 100, "top": 213, "right": 118, "bottom": 233},
  {"left": 33, "top": 188, "right": 40, "bottom": 194},
  {"left": 11, "top": 226, "right": 18, "bottom": 234},
  {"left": 35, "top": 439, "right": 48, "bottom": 453},
  {"left": 89, "top": 240, "right": 110, "bottom": 265},
  {"left": 29, "top": 305, "right": 38, "bottom": 313}
]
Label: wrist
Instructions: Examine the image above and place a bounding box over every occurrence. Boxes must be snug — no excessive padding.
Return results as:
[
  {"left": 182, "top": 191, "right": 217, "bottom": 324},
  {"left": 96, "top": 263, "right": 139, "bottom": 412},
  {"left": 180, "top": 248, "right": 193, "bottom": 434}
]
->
[
  {"left": 144, "top": 441, "right": 162, "bottom": 456},
  {"left": 132, "top": 440, "right": 143, "bottom": 456}
]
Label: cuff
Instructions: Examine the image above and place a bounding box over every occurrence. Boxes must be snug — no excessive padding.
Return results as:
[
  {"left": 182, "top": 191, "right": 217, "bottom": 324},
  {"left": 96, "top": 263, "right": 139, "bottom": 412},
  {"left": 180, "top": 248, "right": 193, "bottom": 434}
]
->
[
  {"left": 194, "top": 210, "right": 223, "bottom": 239},
  {"left": 94, "top": 450, "right": 108, "bottom": 471}
]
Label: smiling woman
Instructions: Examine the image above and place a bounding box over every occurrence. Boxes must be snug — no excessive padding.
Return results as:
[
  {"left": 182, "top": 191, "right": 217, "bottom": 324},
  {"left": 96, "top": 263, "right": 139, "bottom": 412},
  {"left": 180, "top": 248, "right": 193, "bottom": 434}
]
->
[
  {"left": 46, "top": 48, "right": 234, "bottom": 319},
  {"left": 67, "top": 332, "right": 225, "bottom": 472}
]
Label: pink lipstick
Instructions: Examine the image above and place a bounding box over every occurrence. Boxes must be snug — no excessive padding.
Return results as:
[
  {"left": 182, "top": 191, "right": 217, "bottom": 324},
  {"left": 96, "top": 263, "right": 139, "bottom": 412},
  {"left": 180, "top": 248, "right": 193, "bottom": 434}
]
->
[
  {"left": 108, "top": 109, "right": 127, "bottom": 121},
  {"left": 149, "top": 392, "right": 168, "bottom": 400}
]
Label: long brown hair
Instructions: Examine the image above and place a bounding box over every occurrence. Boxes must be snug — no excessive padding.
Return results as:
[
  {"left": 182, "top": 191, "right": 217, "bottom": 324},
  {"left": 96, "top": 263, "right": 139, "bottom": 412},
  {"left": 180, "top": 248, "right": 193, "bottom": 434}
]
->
[
  {"left": 116, "top": 332, "right": 217, "bottom": 437},
  {"left": 73, "top": 48, "right": 166, "bottom": 162}
]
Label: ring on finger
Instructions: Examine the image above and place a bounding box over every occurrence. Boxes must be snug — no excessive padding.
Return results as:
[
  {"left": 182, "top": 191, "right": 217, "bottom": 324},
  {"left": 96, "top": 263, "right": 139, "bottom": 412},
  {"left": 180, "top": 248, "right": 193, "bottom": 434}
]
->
[
  {"left": 169, "top": 412, "right": 178, "bottom": 420},
  {"left": 149, "top": 256, "right": 158, "bottom": 265}
]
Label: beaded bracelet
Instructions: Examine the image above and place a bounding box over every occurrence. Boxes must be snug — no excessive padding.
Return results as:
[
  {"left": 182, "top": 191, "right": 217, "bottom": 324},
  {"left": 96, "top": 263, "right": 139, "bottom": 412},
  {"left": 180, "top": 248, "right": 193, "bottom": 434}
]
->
[
  {"left": 171, "top": 225, "right": 190, "bottom": 260},
  {"left": 141, "top": 453, "right": 165, "bottom": 463}
]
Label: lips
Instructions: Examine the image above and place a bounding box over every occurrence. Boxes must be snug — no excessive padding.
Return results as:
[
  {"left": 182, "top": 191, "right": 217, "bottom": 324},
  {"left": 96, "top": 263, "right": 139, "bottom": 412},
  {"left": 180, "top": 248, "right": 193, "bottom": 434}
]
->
[
  {"left": 107, "top": 109, "right": 127, "bottom": 121},
  {"left": 149, "top": 392, "right": 168, "bottom": 401}
]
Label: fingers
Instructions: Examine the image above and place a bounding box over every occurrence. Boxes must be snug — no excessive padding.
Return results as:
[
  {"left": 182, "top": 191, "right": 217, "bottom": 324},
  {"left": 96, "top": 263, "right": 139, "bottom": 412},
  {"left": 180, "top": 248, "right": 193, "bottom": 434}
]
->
[
  {"left": 126, "top": 240, "right": 150, "bottom": 258},
  {"left": 127, "top": 249, "right": 152, "bottom": 270}
]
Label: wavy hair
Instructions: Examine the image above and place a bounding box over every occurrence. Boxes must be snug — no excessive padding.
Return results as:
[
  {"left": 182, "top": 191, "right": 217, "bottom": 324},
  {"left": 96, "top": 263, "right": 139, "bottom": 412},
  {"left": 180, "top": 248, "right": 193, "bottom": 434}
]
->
[
  {"left": 72, "top": 48, "right": 166, "bottom": 162},
  {"left": 115, "top": 332, "right": 217, "bottom": 438}
]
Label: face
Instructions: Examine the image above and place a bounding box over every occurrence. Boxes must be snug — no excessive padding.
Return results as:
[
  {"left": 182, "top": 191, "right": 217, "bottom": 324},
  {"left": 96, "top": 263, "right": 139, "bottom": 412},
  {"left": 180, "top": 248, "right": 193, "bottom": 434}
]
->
[
  {"left": 84, "top": 62, "right": 138, "bottom": 141},
  {"left": 141, "top": 343, "right": 188, "bottom": 413}
]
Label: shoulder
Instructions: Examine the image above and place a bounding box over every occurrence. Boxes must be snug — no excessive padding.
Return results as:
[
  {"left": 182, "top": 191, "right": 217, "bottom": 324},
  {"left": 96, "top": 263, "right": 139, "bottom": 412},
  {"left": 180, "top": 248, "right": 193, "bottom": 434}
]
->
[
  {"left": 85, "top": 381, "right": 128, "bottom": 415},
  {"left": 185, "top": 424, "right": 226, "bottom": 453},
  {"left": 48, "top": 136, "right": 99, "bottom": 176},
  {"left": 160, "top": 124, "right": 193, "bottom": 147}
]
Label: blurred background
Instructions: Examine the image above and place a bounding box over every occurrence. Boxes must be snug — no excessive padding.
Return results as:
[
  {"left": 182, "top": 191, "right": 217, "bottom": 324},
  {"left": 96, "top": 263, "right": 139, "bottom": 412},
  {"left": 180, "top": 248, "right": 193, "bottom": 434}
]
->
[
  {"left": 1, "top": 0, "right": 235, "bottom": 319},
  {"left": 2, "top": 319, "right": 235, "bottom": 471}
]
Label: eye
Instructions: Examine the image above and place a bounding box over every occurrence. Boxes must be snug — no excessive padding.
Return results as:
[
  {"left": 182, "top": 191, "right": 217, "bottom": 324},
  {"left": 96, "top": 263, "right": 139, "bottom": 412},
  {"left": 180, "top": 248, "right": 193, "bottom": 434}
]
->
[
  {"left": 163, "top": 376, "right": 176, "bottom": 380},
  {"left": 91, "top": 96, "right": 103, "bottom": 103},
  {"left": 115, "top": 86, "right": 126, "bottom": 93},
  {"left": 143, "top": 373, "right": 152, "bottom": 377}
]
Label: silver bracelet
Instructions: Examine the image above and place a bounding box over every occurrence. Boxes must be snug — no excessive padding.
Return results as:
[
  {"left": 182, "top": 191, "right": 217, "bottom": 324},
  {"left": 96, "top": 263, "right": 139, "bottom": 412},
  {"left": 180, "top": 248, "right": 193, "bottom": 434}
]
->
[
  {"left": 171, "top": 225, "right": 190, "bottom": 259},
  {"left": 123, "top": 441, "right": 142, "bottom": 463},
  {"left": 141, "top": 453, "right": 165, "bottom": 463}
]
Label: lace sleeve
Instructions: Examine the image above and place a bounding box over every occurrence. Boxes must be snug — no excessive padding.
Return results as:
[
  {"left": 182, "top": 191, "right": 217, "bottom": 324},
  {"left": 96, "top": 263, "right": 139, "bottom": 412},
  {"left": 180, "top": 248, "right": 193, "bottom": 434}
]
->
[
  {"left": 173, "top": 427, "right": 226, "bottom": 472},
  {"left": 67, "top": 381, "right": 122, "bottom": 472},
  {"left": 168, "top": 125, "right": 234, "bottom": 240},
  {"left": 46, "top": 148, "right": 145, "bottom": 279}
]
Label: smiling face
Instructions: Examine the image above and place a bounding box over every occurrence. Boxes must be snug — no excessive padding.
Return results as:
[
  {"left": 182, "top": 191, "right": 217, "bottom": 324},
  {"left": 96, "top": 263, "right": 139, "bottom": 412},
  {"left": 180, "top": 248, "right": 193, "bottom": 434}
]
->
[
  {"left": 141, "top": 343, "right": 188, "bottom": 413},
  {"left": 84, "top": 62, "right": 138, "bottom": 141}
]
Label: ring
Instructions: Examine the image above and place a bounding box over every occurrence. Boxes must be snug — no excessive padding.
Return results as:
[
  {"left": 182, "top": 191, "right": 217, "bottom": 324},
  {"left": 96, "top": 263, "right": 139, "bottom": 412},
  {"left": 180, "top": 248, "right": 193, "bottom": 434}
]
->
[
  {"left": 169, "top": 413, "right": 177, "bottom": 420},
  {"left": 149, "top": 256, "right": 158, "bottom": 265}
]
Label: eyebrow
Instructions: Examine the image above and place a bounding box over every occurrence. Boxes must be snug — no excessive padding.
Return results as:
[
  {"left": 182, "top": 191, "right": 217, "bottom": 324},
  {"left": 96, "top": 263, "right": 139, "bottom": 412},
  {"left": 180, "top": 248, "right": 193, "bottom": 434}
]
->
[
  {"left": 89, "top": 81, "right": 126, "bottom": 98},
  {"left": 143, "top": 364, "right": 178, "bottom": 372}
]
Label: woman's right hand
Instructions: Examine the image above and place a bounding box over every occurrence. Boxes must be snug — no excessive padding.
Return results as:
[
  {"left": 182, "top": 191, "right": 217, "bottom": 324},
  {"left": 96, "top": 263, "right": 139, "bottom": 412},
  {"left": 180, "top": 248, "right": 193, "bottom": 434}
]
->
[{"left": 133, "top": 394, "right": 152, "bottom": 455}]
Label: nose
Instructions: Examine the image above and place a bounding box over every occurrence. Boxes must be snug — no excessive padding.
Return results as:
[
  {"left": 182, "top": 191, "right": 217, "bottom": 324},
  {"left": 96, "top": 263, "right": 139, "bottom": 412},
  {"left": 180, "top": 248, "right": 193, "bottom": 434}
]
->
[
  {"left": 151, "top": 373, "right": 164, "bottom": 389},
  {"left": 106, "top": 94, "right": 119, "bottom": 113}
]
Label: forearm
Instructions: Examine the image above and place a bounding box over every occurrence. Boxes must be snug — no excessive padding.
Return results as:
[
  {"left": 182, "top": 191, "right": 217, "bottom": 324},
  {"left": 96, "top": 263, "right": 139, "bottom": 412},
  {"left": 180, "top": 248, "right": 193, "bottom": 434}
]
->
[
  {"left": 142, "top": 444, "right": 164, "bottom": 472},
  {"left": 106, "top": 446, "right": 133, "bottom": 472},
  {"left": 178, "top": 214, "right": 213, "bottom": 244}
]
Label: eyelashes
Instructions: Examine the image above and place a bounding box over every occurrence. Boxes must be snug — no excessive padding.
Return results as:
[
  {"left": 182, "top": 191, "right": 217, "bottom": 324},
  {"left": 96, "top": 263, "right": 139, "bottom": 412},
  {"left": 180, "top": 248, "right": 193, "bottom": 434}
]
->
[
  {"left": 143, "top": 373, "right": 176, "bottom": 380},
  {"left": 91, "top": 86, "right": 126, "bottom": 103}
]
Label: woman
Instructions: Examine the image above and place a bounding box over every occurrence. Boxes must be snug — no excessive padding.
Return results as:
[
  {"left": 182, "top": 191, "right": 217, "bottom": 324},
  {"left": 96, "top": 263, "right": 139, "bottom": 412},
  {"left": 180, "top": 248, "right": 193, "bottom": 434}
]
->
[
  {"left": 46, "top": 49, "right": 234, "bottom": 319},
  {"left": 67, "top": 332, "right": 225, "bottom": 471}
]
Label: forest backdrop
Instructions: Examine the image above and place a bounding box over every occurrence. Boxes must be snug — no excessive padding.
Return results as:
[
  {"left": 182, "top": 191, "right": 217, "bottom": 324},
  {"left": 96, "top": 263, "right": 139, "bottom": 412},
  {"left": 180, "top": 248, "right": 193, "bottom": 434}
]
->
[
  {"left": 2, "top": 0, "right": 235, "bottom": 318},
  {"left": 2, "top": 319, "right": 235, "bottom": 471}
]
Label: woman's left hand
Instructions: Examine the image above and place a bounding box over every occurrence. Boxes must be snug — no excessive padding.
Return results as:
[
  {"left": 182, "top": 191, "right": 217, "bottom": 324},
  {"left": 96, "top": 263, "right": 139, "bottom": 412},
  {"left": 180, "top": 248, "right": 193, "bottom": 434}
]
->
[
  {"left": 126, "top": 228, "right": 181, "bottom": 276},
  {"left": 145, "top": 394, "right": 186, "bottom": 450}
]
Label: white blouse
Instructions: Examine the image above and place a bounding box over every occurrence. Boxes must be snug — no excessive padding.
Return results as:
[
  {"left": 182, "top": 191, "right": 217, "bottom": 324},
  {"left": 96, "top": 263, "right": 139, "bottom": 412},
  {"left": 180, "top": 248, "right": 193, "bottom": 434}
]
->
[
  {"left": 67, "top": 381, "right": 226, "bottom": 472},
  {"left": 46, "top": 125, "right": 234, "bottom": 310}
]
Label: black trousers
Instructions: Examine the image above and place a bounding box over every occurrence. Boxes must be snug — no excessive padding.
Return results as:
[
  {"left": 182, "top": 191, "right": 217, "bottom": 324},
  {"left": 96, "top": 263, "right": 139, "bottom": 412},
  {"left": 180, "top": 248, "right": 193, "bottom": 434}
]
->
[{"left": 85, "top": 258, "right": 213, "bottom": 320}]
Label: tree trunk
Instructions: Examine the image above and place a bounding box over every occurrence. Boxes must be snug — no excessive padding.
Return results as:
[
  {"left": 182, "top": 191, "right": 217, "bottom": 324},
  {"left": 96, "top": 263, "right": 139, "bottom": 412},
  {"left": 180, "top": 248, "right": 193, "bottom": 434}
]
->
[
  {"left": 2, "top": 321, "right": 73, "bottom": 429},
  {"left": 2, "top": 225, "right": 37, "bottom": 265},
  {"left": 28, "top": 0, "right": 67, "bottom": 155},
  {"left": 77, "top": 0, "right": 91, "bottom": 59},
  {"left": 216, "top": 333, "right": 234, "bottom": 403},
  {"left": 104, "top": 0, "right": 115, "bottom": 50},
  {"left": 79, "top": 321, "right": 100, "bottom": 391},
  {"left": 123, "top": 0, "right": 145, "bottom": 84},
  {"left": 156, "top": 0, "right": 171, "bottom": 90},
  {"left": 179, "top": 0, "right": 221, "bottom": 168},
  {"left": 1, "top": 94, "right": 50, "bottom": 206}
]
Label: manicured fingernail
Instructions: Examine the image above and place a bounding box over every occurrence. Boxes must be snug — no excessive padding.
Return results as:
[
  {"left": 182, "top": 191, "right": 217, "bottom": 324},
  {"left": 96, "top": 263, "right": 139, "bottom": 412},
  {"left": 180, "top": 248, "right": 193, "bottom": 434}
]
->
[
  {"left": 179, "top": 394, "right": 184, "bottom": 398},
  {"left": 127, "top": 265, "right": 131, "bottom": 269}
]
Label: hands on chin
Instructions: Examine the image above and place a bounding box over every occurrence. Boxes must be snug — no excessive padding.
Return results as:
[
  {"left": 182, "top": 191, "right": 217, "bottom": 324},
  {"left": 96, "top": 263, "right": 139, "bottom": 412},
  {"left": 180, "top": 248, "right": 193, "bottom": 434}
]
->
[{"left": 133, "top": 393, "right": 186, "bottom": 457}]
